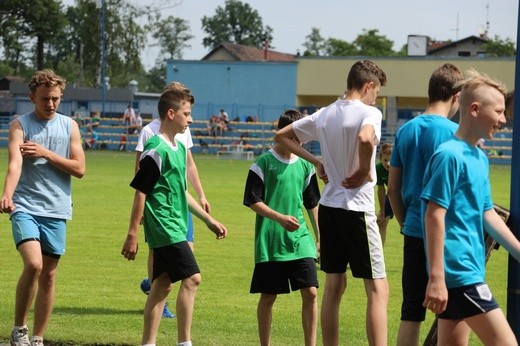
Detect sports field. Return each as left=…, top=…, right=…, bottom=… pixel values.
left=0, top=149, right=513, bottom=345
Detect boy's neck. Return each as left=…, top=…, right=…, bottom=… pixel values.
left=273, top=144, right=292, bottom=160
left=159, top=123, right=180, bottom=144
left=424, top=101, right=453, bottom=118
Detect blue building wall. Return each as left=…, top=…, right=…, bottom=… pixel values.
left=166, top=60, right=297, bottom=122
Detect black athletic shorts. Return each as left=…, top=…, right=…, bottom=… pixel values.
left=250, top=258, right=318, bottom=294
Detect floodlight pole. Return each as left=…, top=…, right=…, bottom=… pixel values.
left=506, top=1, right=520, bottom=339
left=101, top=0, right=106, bottom=117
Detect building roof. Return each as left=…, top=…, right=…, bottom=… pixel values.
left=202, top=42, right=296, bottom=62
left=428, top=35, right=488, bottom=54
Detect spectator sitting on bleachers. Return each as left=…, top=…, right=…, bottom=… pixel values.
left=128, top=112, right=142, bottom=134
left=84, top=129, right=99, bottom=150
left=199, top=138, right=209, bottom=154
left=219, top=109, right=230, bottom=128
left=207, top=115, right=225, bottom=142
left=88, top=111, right=100, bottom=132
left=119, top=132, right=127, bottom=151
left=122, top=104, right=134, bottom=126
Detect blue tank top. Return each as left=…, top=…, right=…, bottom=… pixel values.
left=13, top=112, right=73, bottom=220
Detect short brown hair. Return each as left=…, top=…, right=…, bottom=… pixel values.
left=379, top=142, right=393, bottom=159
left=347, top=60, right=387, bottom=91
left=163, top=81, right=194, bottom=104
left=157, top=89, right=192, bottom=120
left=28, top=69, right=66, bottom=93
left=278, top=109, right=304, bottom=129
left=428, top=63, right=465, bottom=103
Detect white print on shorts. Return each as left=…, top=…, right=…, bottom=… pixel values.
left=476, top=283, right=493, bottom=301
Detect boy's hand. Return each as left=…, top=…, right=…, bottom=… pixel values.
left=121, top=233, right=138, bottom=260
left=316, top=162, right=328, bottom=184
left=376, top=211, right=385, bottom=224
left=0, top=196, right=15, bottom=213
left=342, top=169, right=372, bottom=189
left=207, top=219, right=227, bottom=239
left=423, top=279, right=448, bottom=314
left=278, top=215, right=300, bottom=231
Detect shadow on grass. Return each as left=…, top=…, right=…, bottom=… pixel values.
left=53, top=306, right=142, bottom=316
left=0, top=308, right=143, bottom=346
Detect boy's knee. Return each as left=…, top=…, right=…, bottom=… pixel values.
left=301, top=287, right=318, bottom=301
left=184, top=273, right=202, bottom=288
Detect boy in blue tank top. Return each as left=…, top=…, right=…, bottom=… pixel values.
left=1, top=70, right=86, bottom=346
left=421, top=70, right=520, bottom=345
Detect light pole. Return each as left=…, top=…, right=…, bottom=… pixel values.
left=95, top=0, right=106, bottom=117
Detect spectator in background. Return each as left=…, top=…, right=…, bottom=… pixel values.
left=135, top=112, right=143, bottom=132
left=375, top=142, right=394, bottom=245
left=123, top=104, right=135, bottom=126
left=88, top=111, right=100, bottom=132
left=119, top=132, right=127, bottom=151
left=219, top=109, right=229, bottom=128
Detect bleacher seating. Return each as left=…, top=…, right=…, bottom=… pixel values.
left=0, top=115, right=515, bottom=165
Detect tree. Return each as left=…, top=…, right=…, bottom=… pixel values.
left=354, top=29, right=395, bottom=56
left=0, top=0, right=66, bottom=70
left=201, top=0, right=272, bottom=49
left=483, top=35, right=516, bottom=57
left=152, top=16, right=194, bottom=60
left=324, top=38, right=357, bottom=57
left=302, top=28, right=326, bottom=56
left=62, top=0, right=147, bottom=88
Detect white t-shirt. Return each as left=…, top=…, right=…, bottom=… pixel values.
left=293, top=99, right=381, bottom=212
left=135, top=118, right=194, bottom=152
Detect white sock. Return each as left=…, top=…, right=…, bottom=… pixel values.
left=13, top=325, right=28, bottom=331
left=142, top=344, right=155, bottom=346
left=31, top=336, right=43, bottom=342
left=178, top=341, right=192, bottom=346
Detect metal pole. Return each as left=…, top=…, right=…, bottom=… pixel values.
left=101, top=0, right=106, bottom=117
left=507, top=2, right=520, bottom=339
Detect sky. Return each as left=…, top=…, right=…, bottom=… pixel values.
left=66, top=0, right=519, bottom=69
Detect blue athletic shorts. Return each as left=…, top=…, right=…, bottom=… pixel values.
left=11, top=211, right=67, bottom=257
left=186, top=212, right=194, bottom=242
left=439, top=283, right=499, bottom=320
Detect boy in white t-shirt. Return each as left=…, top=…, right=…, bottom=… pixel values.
left=275, top=60, right=388, bottom=346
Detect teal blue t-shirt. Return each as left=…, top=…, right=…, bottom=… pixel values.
left=421, top=138, right=493, bottom=288
left=390, top=115, right=458, bottom=238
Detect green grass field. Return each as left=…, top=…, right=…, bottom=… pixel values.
left=0, top=149, right=513, bottom=345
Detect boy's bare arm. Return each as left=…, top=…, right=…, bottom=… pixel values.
left=187, top=150, right=211, bottom=213
left=306, top=205, right=320, bottom=252
left=187, top=192, right=226, bottom=239
left=20, top=121, right=85, bottom=179
left=423, top=201, right=448, bottom=314
left=274, top=125, right=328, bottom=183
left=343, top=124, right=374, bottom=188
left=122, top=190, right=146, bottom=260
left=484, top=208, right=520, bottom=262
left=250, top=201, right=299, bottom=231
left=387, top=166, right=405, bottom=228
